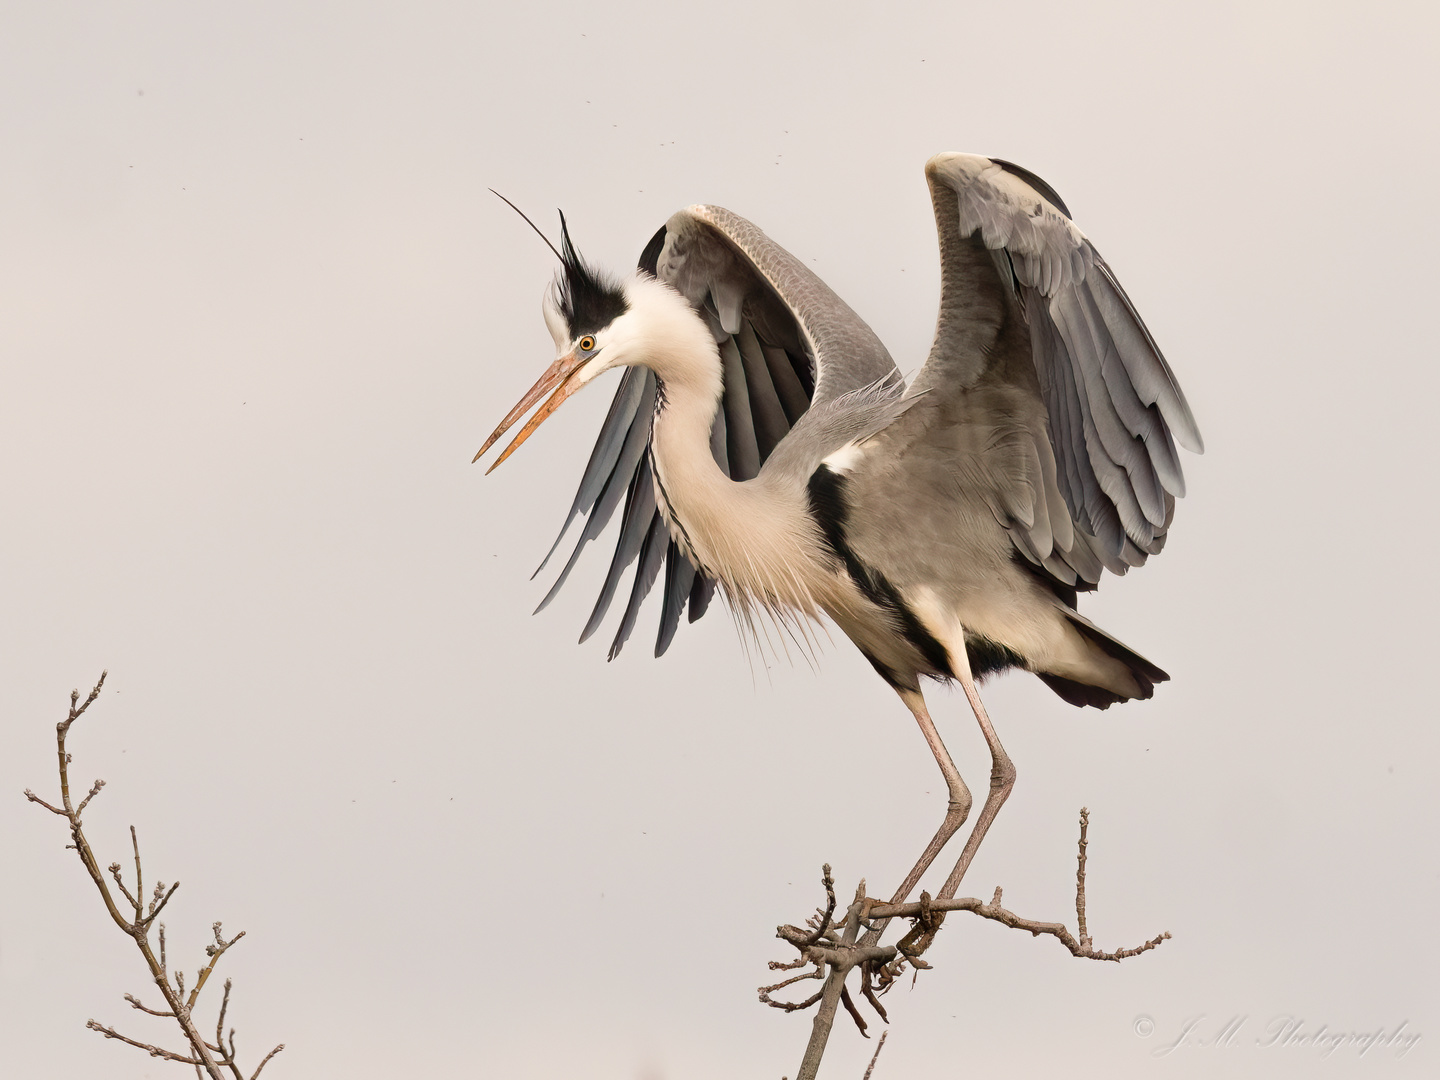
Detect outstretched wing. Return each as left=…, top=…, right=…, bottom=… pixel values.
left=913, top=153, right=1202, bottom=589
left=536, top=205, right=899, bottom=658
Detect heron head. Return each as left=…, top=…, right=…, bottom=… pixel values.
left=474, top=214, right=631, bottom=472
left=475, top=214, right=710, bottom=472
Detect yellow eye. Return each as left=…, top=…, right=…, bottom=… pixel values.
left=578, top=335, right=596, bottom=352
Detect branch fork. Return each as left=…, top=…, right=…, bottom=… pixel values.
left=762, top=808, right=1170, bottom=1079
left=25, top=673, right=284, bottom=1079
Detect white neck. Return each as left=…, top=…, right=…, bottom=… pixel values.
left=614, top=277, right=824, bottom=619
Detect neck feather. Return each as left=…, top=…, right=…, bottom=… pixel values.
left=621, top=280, right=823, bottom=620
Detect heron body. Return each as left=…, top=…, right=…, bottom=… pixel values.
left=478, top=153, right=1200, bottom=905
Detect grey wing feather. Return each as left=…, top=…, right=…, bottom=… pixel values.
left=718, top=337, right=761, bottom=480
left=579, top=446, right=657, bottom=643
left=920, top=153, right=1202, bottom=586
left=657, top=540, right=698, bottom=656
left=735, top=321, right=791, bottom=457
left=532, top=366, right=648, bottom=577
left=659, top=205, right=898, bottom=406
left=608, top=512, right=668, bottom=661
left=542, top=204, right=898, bottom=657
left=532, top=373, right=655, bottom=613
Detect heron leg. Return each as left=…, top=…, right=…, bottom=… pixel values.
left=885, top=687, right=973, bottom=907
left=936, top=668, right=1015, bottom=900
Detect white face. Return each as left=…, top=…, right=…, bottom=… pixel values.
left=540, top=283, right=629, bottom=388
left=539, top=276, right=655, bottom=384
left=478, top=275, right=717, bottom=472
left=542, top=286, right=569, bottom=355
left=568, top=274, right=712, bottom=379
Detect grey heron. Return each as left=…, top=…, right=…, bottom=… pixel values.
left=476, top=153, right=1201, bottom=909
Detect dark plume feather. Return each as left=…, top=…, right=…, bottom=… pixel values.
left=489, top=189, right=564, bottom=262
left=556, top=211, right=628, bottom=338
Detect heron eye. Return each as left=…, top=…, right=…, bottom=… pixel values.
left=578, top=335, right=596, bottom=353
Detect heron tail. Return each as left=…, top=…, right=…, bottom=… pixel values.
left=1036, top=613, right=1170, bottom=710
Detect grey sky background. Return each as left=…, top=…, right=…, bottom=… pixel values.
left=2, top=2, right=1436, bottom=1077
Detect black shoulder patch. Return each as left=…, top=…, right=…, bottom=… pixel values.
left=806, top=464, right=851, bottom=563
left=807, top=465, right=953, bottom=680
left=556, top=211, right=628, bottom=338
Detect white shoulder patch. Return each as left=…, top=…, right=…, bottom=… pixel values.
left=822, top=442, right=865, bottom=474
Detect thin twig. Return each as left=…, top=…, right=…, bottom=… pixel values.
left=188, top=924, right=246, bottom=1010
left=131, top=826, right=144, bottom=919
left=86, top=1020, right=205, bottom=1065
left=797, top=864, right=837, bottom=948
left=143, top=881, right=182, bottom=928
left=1076, top=807, right=1090, bottom=948
left=109, top=862, right=141, bottom=912
left=23, top=790, right=67, bottom=815
left=249, top=1041, right=286, bottom=1080
left=861, top=1029, right=888, bottom=1080
left=759, top=968, right=825, bottom=998
left=217, top=979, right=232, bottom=1055
left=867, top=892, right=1169, bottom=961
left=124, top=993, right=176, bottom=1018
left=764, top=988, right=826, bottom=1013
left=76, top=778, right=105, bottom=817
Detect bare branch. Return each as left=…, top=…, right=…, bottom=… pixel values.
left=124, top=993, right=176, bottom=1018
left=76, top=778, right=105, bottom=817
left=767, top=954, right=813, bottom=972
left=797, top=864, right=836, bottom=948
left=67, top=671, right=108, bottom=726
left=759, top=963, right=826, bottom=1009
left=141, top=881, right=181, bottom=928
left=109, top=863, right=141, bottom=912
left=771, top=808, right=1172, bottom=1079
left=868, top=811, right=1171, bottom=962
left=188, top=923, right=246, bottom=1009
left=217, top=979, right=232, bottom=1054
left=250, top=1042, right=285, bottom=1080
left=861, top=1029, right=888, bottom=1080
left=131, top=826, right=144, bottom=916
left=27, top=676, right=280, bottom=1080
left=1075, top=807, right=1091, bottom=948
left=23, top=789, right=66, bottom=816
left=762, top=988, right=825, bottom=1013
left=87, top=1020, right=204, bottom=1065
left=869, top=892, right=1168, bottom=961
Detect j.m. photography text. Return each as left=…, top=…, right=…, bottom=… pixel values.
left=1133, top=1014, right=1420, bottom=1060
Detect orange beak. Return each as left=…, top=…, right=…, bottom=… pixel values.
left=473, top=351, right=588, bottom=473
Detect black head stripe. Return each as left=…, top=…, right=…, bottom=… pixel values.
left=556, top=210, right=628, bottom=338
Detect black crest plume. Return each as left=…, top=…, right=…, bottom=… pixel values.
left=555, top=210, right=628, bottom=338
left=489, top=188, right=564, bottom=261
